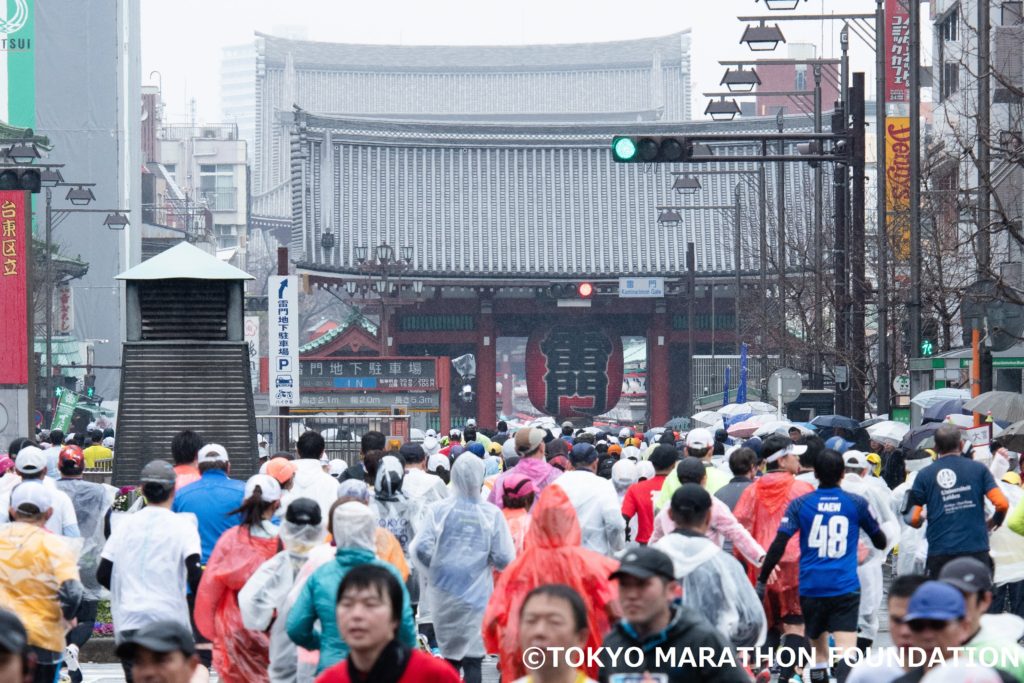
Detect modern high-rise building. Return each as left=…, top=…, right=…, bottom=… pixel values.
left=221, top=42, right=256, bottom=154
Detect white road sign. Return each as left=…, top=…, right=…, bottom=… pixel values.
left=618, top=277, right=665, bottom=298
left=269, top=276, right=299, bottom=407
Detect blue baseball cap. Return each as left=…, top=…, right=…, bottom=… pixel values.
left=903, top=581, right=966, bottom=623
left=825, top=436, right=855, bottom=454
left=466, top=442, right=486, bottom=458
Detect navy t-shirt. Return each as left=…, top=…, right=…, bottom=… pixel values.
left=908, top=455, right=997, bottom=556
left=778, top=487, right=881, bottom=598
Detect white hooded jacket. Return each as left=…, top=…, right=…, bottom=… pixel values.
left=281, top=459, right=340, bottom=522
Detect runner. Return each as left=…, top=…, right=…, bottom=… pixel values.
left=170, top=430, right=203, bottom=491
left=171, top=444, right=245, bottom=563
left=114, top=621, right=201, bottom=683
left=98, top=459, right=202, bottom=683
left=488, top=427, right=561, bottom=509
left=0, top=609, right=34, bottom=683
left=512, top=584, right=600, bottom=683
left=283, top=431, right=342, bottom=521
left=756, top=450, right=888, bottom=683
left=621, top=443, right=677, bottom=545
left=0, top=445, right=79, bottom=537
left=846, top=574, right=928, bottom=683
left=555, top=443, right=625, bottom=556
left=654, top=428, right=730, bottom=512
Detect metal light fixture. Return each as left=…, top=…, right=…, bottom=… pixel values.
left=400, top=245, right=413, bottom=263
left=759, top=0, right=805, bottom=9
left=740, top=21, right=786, bottom=51
left=376, top=243, right=395, bottom=264
left=704, top=97, right=742, bottom=122
left=320, top=232, right=336, bottom=250
left=102, top=212, right=129, bottom=230
left=412, top=280, right=424, bottom=294
left=721, top=67, right=761, bottom=93
left=657, top=208, right=683, bottom=225
left=374, top=280, right=387, bottom=294
left=354, top=245, right=368, bottom=263
left=65, top=186, right=95, bottom=206
left=39, top=168, right=63, bottom=188
left=5, top=141, right=39, bottom=164
left=673, top=175, right=702, bottom=194
left=344, top=281, right=358, bottom=295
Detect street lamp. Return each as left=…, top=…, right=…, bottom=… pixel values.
left=721, top=67, right=761, bottom=93
left=704, top=97, right=741, bottom=122
left=757, top=0, right=806, bottom=9
left=65, top=186, right=95, bottom=206
left=740, top=21, right=786, bottom=51
left=103, top=212, right=129, bottom=230
left=672, top=175, right=702, bottom=194
left=40, top=168, right=63, bottom=188
left=656, top=207, right=683, bottom=224
left=5, top=141, right=39, bottom=165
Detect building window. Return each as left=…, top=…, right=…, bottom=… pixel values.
left=940, top=4, right=959, bottom=41
left=1004, top=2, right=1024, bottom=24
left=214, top=224, right=239, bottom=248
left=795, top=67, right=807, bottom=91
left=942, top=62, right=960, bottom=99
left=199, top=164, right=237, bottom=212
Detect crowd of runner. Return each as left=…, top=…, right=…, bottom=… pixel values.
left=3, top=418, right=1024, bottom=683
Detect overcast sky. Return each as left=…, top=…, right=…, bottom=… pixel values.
left=142, top=0, right=891, bottom=124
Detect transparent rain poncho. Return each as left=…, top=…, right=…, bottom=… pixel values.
left=653, top=530, right=766, bottom=648
left=483, top=484, right=618, bottom=682
left=372, top=455, right=414, bottom=554
left=56, top=479, right=116, bottom=600
left=410, top=453, right=515, bottom=661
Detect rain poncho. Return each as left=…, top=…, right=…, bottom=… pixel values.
left=483, top=485, right=618, bottom=682
left=239, top=519, right=327, bottom=683
left=487, top=456, right=562, bottom=509
left=842, top=472, right=899, bottom=642
left=654, top=529, right=766, bottom=648
left=733, top=472, right=814, bottom=628
left=372, top=456, right=414, bottom=554
left=990, top=482, right=1024, bottom=587
left=410, top=454, right=515, bottom=661
left=194, top=524, right=280, bottom=683
left=554, top=471, right=626, bottom=556
left=285, top=502, right=416, bottom=674
left=55, top=478, right=115, bottom=600
left=891, top=464, right=929, bottom=576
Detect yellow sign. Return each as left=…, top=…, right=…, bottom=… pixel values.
left=885, top=116, right=911, bottom=259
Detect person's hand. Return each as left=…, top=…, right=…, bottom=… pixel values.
left=61, top=617, right=77, bottom=634
left=987, top=517, right=1001, bottom=532
left=755, top=580, right=767, bottom=601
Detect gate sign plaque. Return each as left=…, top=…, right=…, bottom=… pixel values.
left=525, top=326, right=623, bottom=419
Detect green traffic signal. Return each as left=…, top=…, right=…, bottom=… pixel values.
left=921, top=339, right=934, bottom=357
left=612, top=136, right=638, bottom=162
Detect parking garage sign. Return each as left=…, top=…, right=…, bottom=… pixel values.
left=269, top=275, right=300, bottom=407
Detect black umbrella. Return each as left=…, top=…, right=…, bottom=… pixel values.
left=900, top=423, right=943, bottom=452
left=810, top=415, right=861, bottom=433
left=922, top=399, right=965, bottom=424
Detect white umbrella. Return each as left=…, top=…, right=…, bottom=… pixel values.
left=910, top=388, right=970, bottom=409
left=691, top=410, right=724, bottom=428
left=753, top=420, right=815, bottom=438
left=866, top=420, right=910, bottom=445
left=718, top=403, right=754, bottom=417
left=745, top=401, right=778, bottom=416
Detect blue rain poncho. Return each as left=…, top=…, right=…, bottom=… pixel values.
left=409, top=453, right=515, bottom=660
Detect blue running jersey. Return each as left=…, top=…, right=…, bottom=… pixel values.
left=777, top=487, right=881, bottom=598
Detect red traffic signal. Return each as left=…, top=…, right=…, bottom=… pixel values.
left=577, top=282, right=594, bottom=298
left=549, top=282, right=597, bottom=299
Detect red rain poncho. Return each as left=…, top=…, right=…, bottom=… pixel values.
left=195, top=525, right=280, bottom=683
left=732, top=472, right=814, bottom=629
left=483, top=484, right=618, bottom=682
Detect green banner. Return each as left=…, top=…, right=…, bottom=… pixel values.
left=50, top=388, right=78, bottom=432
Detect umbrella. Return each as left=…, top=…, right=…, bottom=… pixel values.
left=727, top=414, right=777, bottom=438
left=964, top=391, right=1024, bottom=424
left=900, top=423, right=943, bottom=452
left=810, top=415, right=861, bottom=433
left=688, top=412, right=721, bottom=429
left=866, top=420, right=910, bottom=446
left=753, top=420, right=815, bottom=438
left=998, top=420, right=1024, bottom=452
left=644, top=427, right=666, bottom=442
left=860, top=416, right=888, bottom=428
left=922, top=398, right=965, bottom=423
left=718, top=403, right=755, bottom=417
left=910, top=388, right=971, bottom=409
left=745, top=401, right=778, bottom=416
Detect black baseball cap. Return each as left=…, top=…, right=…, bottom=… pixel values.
left=670, top=483, right=712, bottom=517
left=610, top=547, right=676, bottom=582
left=115, top=620, right=196, bottom=659
left=399, top=442, right=426, bottom=464
left=675, top=456, right=707, bottom=484
left=285, top=497, right=322, bottom=526
left=569, top=443, right=598, bottom=466
left=0, top=608, right=27, bottom=653
left=938, top=557, right=993, bottom=594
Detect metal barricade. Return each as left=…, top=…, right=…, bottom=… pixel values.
left=254, top=413, right=411, bottom=466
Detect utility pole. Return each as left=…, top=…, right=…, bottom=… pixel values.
left=909, top=0, right=922, bottom=367
left=850, top=73, right=868, bottom=420
left=833, top=100, right=849, bottom=417
left=44, top=188, right=53, bottom=415
left=875, top=0, right=891, bottom=416
left=776, top=109, right=786, bottom=367
left=687, top=242, right=696, bottom=416
left=812, top=64, right=824, bottom=389
left=759, top=164, right=768, bottom=385
left=977, top=0, right=991, bottom=277
left=735, top=186, right=743, bottom=355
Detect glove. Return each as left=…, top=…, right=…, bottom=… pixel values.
left=755, top=580, right=767, bottom=601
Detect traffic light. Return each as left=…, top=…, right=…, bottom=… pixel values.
left=611, top=136, right=693, bottom=163
left=83, top=374, right=96, bottom=398
left=0, top=168, right=41, bottom=193
left=548, top=282, right=595, bottom=299
left=921, top=319, right=939, bottom=357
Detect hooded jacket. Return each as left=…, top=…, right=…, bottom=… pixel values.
left=410, top=453, right=515, bottom=660
left=599, top=603, right=752, bottom=683
left=483, top=485, right=618, bottom=682
left=487, top=456, right=561, bottom=508
left=285, top=502, right=416, bottom=674
left=653, top=529, right=766, bottom=648
left=372, top=455, right=415, bottom=555
left=281, top=459, right=341, bottom=523
left=554, top=471, right=626, bottom=556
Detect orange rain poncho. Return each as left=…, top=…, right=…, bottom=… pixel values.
left=195, top=526, right=280, bottom=683
left=732, top=472, right=814, bottom=629
left=483, top=484, right=619, bottom=682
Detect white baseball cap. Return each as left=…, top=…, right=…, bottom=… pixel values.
left=11, top=481, right=52, bottom=513
left=102, top=436, right=115, bottom=448
left=844, top=450, right=870, bottom=470
left=685, top=428, right=714, bottom=451
left=15, top=446, right=47, bottom=475
left=244, top=473, right=282, bottom=502
left=328, top=459, right=348, bottom=476
left=197, top=444, right=229, bottom=464
left=618, top=427, right=632, bottom=439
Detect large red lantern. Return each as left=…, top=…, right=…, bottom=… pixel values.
left=525, top=326, right=623, bottom=419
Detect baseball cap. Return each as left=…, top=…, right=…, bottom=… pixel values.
left=685, top=428, right=714, bottom=451
left=610, top=547, right=676, bottom=582
left=763, top=436, right=807, bottom=464
left=285, top=497, right=322, bottom=526
left=139, top=459, right=176, bottom=487
left=399, top=442, right=426, bottom=463
left=10, top=482, right=52, bottom=514
left=903, top=581, right=966, bottom=622
left=115, top=620, right=196, bottom=660
left=328, top=459, right=349, bottom=477
left=670, top=483, right=713, bottom=517
left=58, top=445, right=86, bottom=474
left=266, top=457, right=297, bottom=485
left=425, top=429, right=438, bottom=439
left=244, top=473, right=282, bottom=502
left=514, top=427, right=545, bottom=455
left=938, top=557, right=993, bottom=594
left=825, top=436, right=855, bottom=454
left=14, top=446, right=46, bottom=475
left=561, top=420, right=573, bottom=429
left=102, top=436, right=115, bottom=448
left=569, top=442, right=598, bottom=466
left=465, top=419, right=477, bottom=429
left=618, top=427, right=632, bottom=439
left=428, top=452, right=451, bottom=472
left=676, top=456, right=707, bottom=484
left=0, top=608, right=28, bottom=653
left=843, top=450, right=870, bottom=470
left=197, top=443, right=229, bottom=464
left=467, top=442, right=486, bottom=458
left=487, top=442, right=502, bottom=455
left=502, top=472, right=536, bottom=499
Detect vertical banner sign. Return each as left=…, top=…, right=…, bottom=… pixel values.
left=56, top=283, right=73, bottom=334
left=269, top=276, right=299, bottom=407
left=885, top=0, right=911, bottom=260
left=0, top=191, right=27, bottom=384
left=723, top=365, right=731, bottom=405
left=244, top=316, right=260, bottom=394
left=736, top=343, right=749, bottom=404
left=50, top=389, right=78, bottom=432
